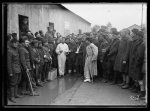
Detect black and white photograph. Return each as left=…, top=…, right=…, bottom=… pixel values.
left=2, top=2, right=147, bottom=108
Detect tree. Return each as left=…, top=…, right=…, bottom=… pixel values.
left=106, top=22, right=112, bottom=32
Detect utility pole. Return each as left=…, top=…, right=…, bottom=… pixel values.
left=141, top=3, right=143, bottom=29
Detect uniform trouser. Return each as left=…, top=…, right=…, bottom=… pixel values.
left=75, top=53, right=83, bottom=74
left=9, top=73, right=22, bottom=98
left=43, top=62, right=50, bottom=81
left=34, top=64, right=40, bottom=85
left=108, top=60, right=115, bottom=81
left=113, top=71, right=121, bottom=83
left=102, top=62, right=109, bottom=80
left=67, top=53, right=76, bottom=72
left=20, top=70, right=35, bottom=92
left=38, top=63, right=44, bottom=82
left=97, top=60, right=103, bottom=77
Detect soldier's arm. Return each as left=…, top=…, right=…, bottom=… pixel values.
left=19, top=48, right=27, bottom=70
left=7, top=50, right=13, bottom=75
left=123, top=40, right=131, bottom=62
left=108, top=41, right=118, bottom=56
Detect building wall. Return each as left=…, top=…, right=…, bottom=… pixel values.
left=7, top=4, right=91, bottom=39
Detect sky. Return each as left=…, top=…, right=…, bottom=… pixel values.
left=62, top=3, right=147, bottom=31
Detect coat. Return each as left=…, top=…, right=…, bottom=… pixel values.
left=107, top=38, right=120, bottom=68
left=79, top=41, right=88, bottom=66
left=113, top=37, right=131, bottom=73
left=43, top=46, right=52, bottom=62
left=32, top=47, right=41, bottom=65
left=18, top=45, right=31, bottom=70
left=128, top=38, right=145, bottom=80
left=7, top=47, right=21, bottom=74
left=99, top=40, right=109, bottom=62
left=84, top=43, right=98, bottom=77
left=38, top=47, right=45, bottom=65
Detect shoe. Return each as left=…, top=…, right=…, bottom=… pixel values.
left=29, top=92, right=39, bottom=96
left=36, top=83, right=43, bottom=87
left=121, top=84, right=129, bottom=89
left=84, top=79, right=89, bottom=82
left=46, top=79, right=51, bottom=82
left=131, top=88, right=139, bottom=93
left=9, top=98, right=16, bottom=103
left=15, top=95, right=23, bottom=98
left=33, top=85, right=38, bottom=89
left=118, top=82, right=125, bottom=86
left=110, top=81, right=116, bottom=85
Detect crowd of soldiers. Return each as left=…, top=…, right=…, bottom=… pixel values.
left=7, top=24, right=146, bottom=103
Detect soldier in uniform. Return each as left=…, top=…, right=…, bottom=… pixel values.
left=128, top=29, right=145, bottom=93
left=74, top=38, right=84, bottom=76
left=45, top=27, right=54, bottom=43
left=99, top=36, right=110, bottom=82
left=113, top=29, right=131, bottom=86
left=31, top=39, right=43, bottom=87
left=107, top=29, right=120, bottom=84
left=7, top=39, right=22, bottom=103
left=37, top=40, right=45, bottom=84
left=18, top=37, right=39, bottom=96
left=65, top=37, right=77, bottom=74
left=42, top=40, right=52, bottom=82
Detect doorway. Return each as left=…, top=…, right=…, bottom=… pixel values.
left=18, top=14, right=29, bottom=38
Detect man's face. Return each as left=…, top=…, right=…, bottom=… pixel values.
left=24, top=40, right=30, bottom=47
left=12, top=42, right=18, bottom=48
left=61, top=38, right=65, bottom=43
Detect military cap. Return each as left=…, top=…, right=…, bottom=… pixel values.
left=31, top=39, right=39, bottom=44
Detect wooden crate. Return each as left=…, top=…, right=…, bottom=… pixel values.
left=48, top=68, right=57, bottom=80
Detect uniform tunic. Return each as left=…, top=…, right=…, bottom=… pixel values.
left=56, top=43, right=69, bottom=76
left=8, top=47, right=21, bottom=74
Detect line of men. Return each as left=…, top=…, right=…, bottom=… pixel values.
left=96, top=28, right=146, bottom=100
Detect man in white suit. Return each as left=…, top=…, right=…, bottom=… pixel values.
left=56, top=37, right=69, bottom=77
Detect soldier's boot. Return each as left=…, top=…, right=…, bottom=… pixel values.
left=122, top=83, right=129, bottom=89
left=118, top=81, right=126, bottom=86
left=14, top=85, right=23, bottom=98
left=139, top=91, right=146, bottom=99
left=9, top=87, right=16, bottom=103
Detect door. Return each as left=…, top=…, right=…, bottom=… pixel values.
left=18, top=14, right=29, bottom=38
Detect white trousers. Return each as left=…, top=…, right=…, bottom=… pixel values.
left=58, top=53, right=66, bottom=76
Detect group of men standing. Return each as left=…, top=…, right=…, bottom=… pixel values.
left=7, top=23, right=146, bottom=103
